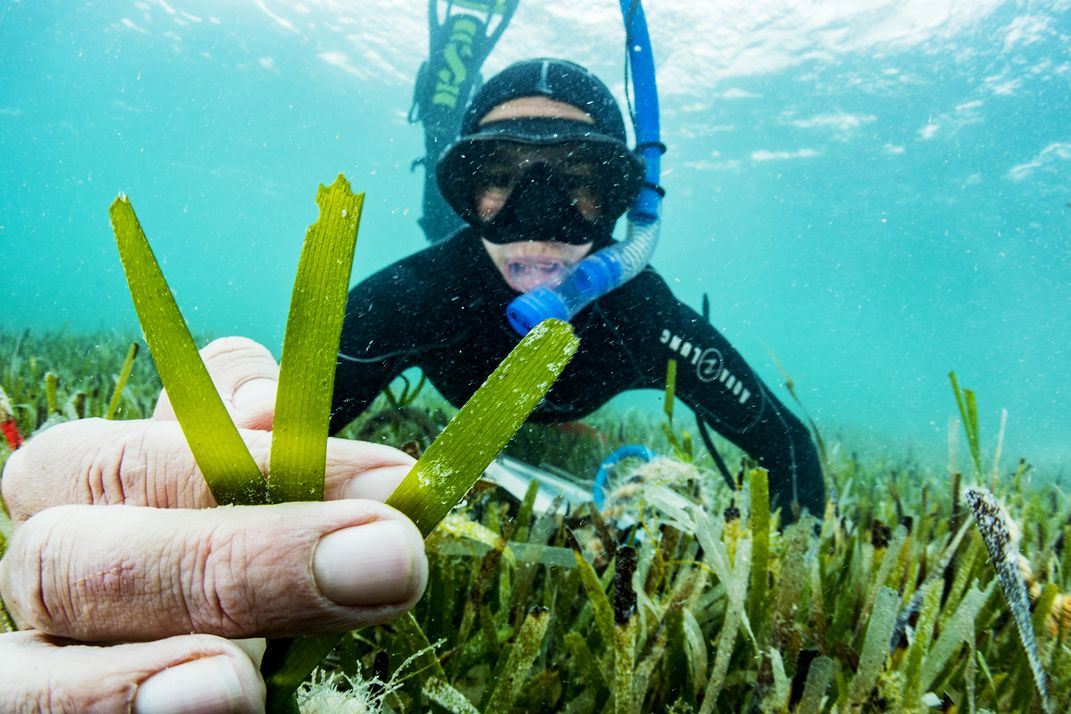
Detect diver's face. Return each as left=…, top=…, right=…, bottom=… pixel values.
left=475, top=97, right=598, bottom=293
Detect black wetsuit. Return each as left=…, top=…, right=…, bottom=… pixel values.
left=330, top=227, right=826, bottom=519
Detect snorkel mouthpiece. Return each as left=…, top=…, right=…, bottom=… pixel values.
left=506, top=255, right=619, bottom=335
left=506, top=218, right=656, bottom=335
left=507, top=286, right=570, bottom=332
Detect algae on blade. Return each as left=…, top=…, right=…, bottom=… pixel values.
left=747, top=468, right=771, bottom=642
left=482, top=607, right=551, bottom=714
left=796, top=655, right=832, bottom=714
left=386, top=318, right=579, bottom=537
left=922, top=581, right=993, bottom=692
left=423, top=677, right=481, bottom=714
left=845, top=585, right=899, bottom=711
left=966, top=486, right=1051, bottom=714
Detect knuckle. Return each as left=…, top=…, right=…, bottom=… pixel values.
left=2, top=508, right=75, bottom=632
left=86, top=422, right=210, bottom=509
left=199, top=338, right=279, bottom=415
left=1, top=445, right=32, bottom=519
left=81, top=433, right=133, bottom=507
left=200, top=337, right=275, bottom=373
left=182, top=526, right=263, bottom=635
left=12, top=420, right=194, bottom=511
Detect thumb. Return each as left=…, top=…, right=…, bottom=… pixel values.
left=0, top=631, right=265, bottom=713
left=153, top=337, right=279, bottom=431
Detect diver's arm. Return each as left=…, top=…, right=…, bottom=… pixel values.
left=624, top=272, right=826, bottom=520
left=689, top=375, right=826, bottom=521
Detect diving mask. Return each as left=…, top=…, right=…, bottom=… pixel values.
left=438, top=131, right=644, bottom=244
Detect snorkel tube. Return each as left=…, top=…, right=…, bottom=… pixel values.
left=506, top=0, right=663, bottom=335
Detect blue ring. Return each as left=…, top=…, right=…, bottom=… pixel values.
left=593, top=444, right=656, bottom=508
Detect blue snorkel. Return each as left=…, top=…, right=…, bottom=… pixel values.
left=506, top=0, right=663, bottom=335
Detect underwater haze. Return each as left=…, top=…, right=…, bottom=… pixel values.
left=1, top=0, right=1069, bottom=477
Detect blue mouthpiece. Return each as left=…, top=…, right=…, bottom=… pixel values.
left=506, top=285, right=569, bottom=335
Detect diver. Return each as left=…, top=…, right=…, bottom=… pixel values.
left=331, top=57, right=827, bottom=521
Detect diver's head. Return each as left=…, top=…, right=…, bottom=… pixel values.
left=437, top=59, right=644, bottom=252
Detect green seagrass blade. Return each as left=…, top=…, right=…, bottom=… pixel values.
left=268, top=175, right=364, bottom=504
left=110, top=196, right=266, bottom=506
left=386, top=318, right=579, bottom=536
left=265, top=318, right=580, bottom=708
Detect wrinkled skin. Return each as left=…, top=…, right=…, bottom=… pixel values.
left=0, top=337, right=428, bottom=713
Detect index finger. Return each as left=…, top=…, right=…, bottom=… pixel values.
left=1, top=418, right=414, bottom=523
left=152, top=337, right=279, bottom=431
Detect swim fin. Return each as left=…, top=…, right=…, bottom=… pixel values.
left=409, top=0, right=521, bottom=243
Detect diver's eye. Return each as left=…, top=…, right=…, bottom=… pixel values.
left=560, top=175, right=585, bottom=194
left=483, top=171, right=514, bottom=190
left=558, top=167, right=599, bottom=194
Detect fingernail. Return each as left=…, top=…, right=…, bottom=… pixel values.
left=231, top=638, right=267, bottom=667
left=341, top=464, right=412, bottom=502
left=135, top=656, right=256, bottom=714
left=313, top=519, right=426, bottom=607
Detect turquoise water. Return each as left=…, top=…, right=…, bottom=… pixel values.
left=2, top=1, right=1069, bottom=475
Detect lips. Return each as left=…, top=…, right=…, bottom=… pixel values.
left=505, top=257, right=569, bottom=293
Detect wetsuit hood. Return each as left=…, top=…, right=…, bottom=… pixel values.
left=460, top=58, right=630, bottom=143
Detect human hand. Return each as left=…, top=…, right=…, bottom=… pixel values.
left=0, top=337, right=427, bottom=712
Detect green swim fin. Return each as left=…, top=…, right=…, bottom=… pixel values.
left=409, top=0, right=521, bottom=243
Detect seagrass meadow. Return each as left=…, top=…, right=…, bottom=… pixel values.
left=2, top=329, right=1071, bottom=713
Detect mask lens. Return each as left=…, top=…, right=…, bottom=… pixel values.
left=437, top=133, right=644, bottom=232
left=477, top=168, right=517, bottom=203
left=471, top=142, right=602, bottom=214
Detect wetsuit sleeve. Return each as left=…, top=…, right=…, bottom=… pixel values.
left=621, top=271, right=826, bottom=520
left=330, top=259, right=426, bottom=435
